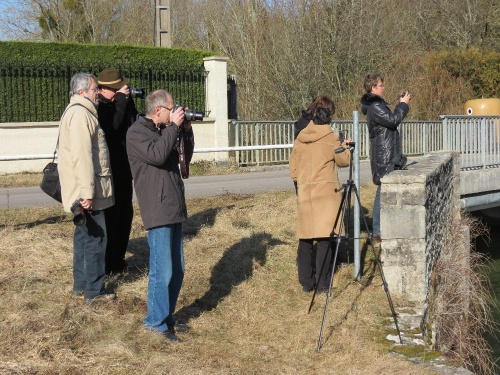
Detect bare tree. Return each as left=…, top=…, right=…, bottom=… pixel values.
left=0, top=0, right=498, bottom=119
left=0, top=0, right=154, bottom=44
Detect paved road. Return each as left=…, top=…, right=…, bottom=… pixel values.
left=0, top=161, right=372, bottom=209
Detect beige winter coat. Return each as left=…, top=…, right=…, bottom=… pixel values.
left=58, top=95, right=114, bottom=212
left=289, top=121, right=350, bottom=239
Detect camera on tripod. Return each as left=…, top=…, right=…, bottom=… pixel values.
left=335, top=141, right=355, bottom=154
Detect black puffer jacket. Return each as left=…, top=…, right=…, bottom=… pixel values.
left=360, top=93, right=409, bottom=185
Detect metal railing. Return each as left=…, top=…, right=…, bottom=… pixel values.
left=0, top=60, right=208, bottom=122
left=3, top=116, right=500, bottom=172
left=233, top=119, right=442, bottom=166
left=442, top=115, right=500, bottom=169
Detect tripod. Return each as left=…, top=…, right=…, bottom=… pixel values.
left=308, top=142, right=402, bottom=352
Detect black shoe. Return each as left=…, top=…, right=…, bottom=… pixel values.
left=163, top=330, right=182, bottom=342
left=168, top=323, right=189, bottom=334
left=106, top=260, right=129, bottom=276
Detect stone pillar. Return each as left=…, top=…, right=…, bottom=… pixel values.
left=379, top=151, right=461, bottom=305
left=203, top=56, right=230, bottom=163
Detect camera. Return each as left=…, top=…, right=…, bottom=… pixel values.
left=393, top=154, right=408, bottom=170
left=70, top=199, right=86, bottom=226
left=401, top=91, right=409, bottom=98
left=174, top=105, right=204, bottom=121
left=130, top=87, right=145, bottom=99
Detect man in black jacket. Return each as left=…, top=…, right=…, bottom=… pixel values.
left=360, top=73, right=411, bottom=240
left=126, top=90, right=194, bottom=342
left=97, top=67, right=138, bottom=276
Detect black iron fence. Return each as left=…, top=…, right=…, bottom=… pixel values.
left=0, top=60, right=208, bottom=122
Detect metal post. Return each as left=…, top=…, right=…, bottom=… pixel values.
left=155, top=0, right=172, bottom=47
left=481, top=117, right=487, bottom=169
left=353, top=111, right=361, bottom=279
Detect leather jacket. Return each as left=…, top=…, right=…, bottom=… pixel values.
left=360, top=93, right=409, bottom=185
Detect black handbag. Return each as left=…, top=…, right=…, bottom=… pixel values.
left=40, top=103, right=84, bottom=203
left=40, top=150, right=62, bottom=203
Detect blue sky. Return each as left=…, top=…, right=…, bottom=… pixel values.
left=0, top=0, right=22, bottom=40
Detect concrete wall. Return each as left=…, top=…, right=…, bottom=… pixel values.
left=380, top=151, right=464, bottom=306
left=0, top=56, right=232, bottom=175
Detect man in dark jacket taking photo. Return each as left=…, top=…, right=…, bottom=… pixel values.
left=126, top=89, right=194, bottom=343
left=97, top=67, right=138, bottom=276
left=360, top=73, right=411, bottom=241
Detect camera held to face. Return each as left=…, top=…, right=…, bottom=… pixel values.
left=70, top=199, right=86, bottom=226
left=130, top=87, right=145, bottom=99
left=174, top=105, right=204, bottom=122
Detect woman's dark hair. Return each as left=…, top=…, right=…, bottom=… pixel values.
left=302, top=95, right=335, bottom=125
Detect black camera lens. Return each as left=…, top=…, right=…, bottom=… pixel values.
left=184, top=109, right=204, bottom=121
left=73, top=212, right=86, bottom=226
left=70, top=200, right=86, bottom=226
left=174, top=105, right=204, bottom=121
left=130, top=87, right=145, bottom=99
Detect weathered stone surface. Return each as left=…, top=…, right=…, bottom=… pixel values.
left=380, top=151, right=462, bottom=303
left=381, top=206, right=426, bottom=238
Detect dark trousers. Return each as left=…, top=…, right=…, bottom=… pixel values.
left=297, top=238, right=332, bottom=292
left=73, top=210, right=107, bottom=299
left=105, top=179, right=133, bottom=274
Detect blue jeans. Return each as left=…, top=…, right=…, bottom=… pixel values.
left=372, top=185, right=381, bottom=237
left=73, top=210, right=107, bottom=299
left=144, top=223, right=185, bottom=333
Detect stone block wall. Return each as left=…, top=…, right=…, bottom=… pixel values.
left=380, top=151, right=462, bottom=305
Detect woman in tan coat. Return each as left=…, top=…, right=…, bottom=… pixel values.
left=289, top=96, right=351, bottom=292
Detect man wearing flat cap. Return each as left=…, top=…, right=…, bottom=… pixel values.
left=97, top=67, right=138, bottom=276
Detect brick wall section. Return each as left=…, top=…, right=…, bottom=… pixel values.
left=379, top=151, right=462, bottom=305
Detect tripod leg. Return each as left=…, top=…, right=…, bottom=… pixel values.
left=314, top=185, right=352, bottom=351
left=316, top=235, right=345, bottom=352
left=308, top=184, right=349, bottom=314
left=351, top=185, right=403, bottom=344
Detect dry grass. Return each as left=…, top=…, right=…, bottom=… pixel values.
left=427, top=213, right=499, bottom=374
left=0, top=185, right=437, bottom=374
left=0, top=172, right=42, bottom=188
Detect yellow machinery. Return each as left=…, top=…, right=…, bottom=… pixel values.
left=464, top=98, right=500, bottom=142
left=464, top=98, right=500, bottom=115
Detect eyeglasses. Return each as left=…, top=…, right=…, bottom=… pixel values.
left=159, top=105, right=173, bottom=111
left=88, top=86, right=99, bottom=92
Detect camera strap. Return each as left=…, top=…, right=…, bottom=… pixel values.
left=177, top=129, right=189, bottom=179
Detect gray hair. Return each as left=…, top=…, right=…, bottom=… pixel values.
left=69, top=72, right=97, bottom=96
left=146, top=90, right=173, bottom=115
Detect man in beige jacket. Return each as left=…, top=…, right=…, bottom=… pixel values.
left=58, top=72, right=115, bottom=305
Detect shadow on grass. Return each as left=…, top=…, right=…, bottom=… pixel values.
left=320, top=241, right=381, bottom=346
left=175, top=231, right=286, bottom=323
left=120, top=205, right=237, bottom=284
left=1, top=214, right=68, bottom=230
